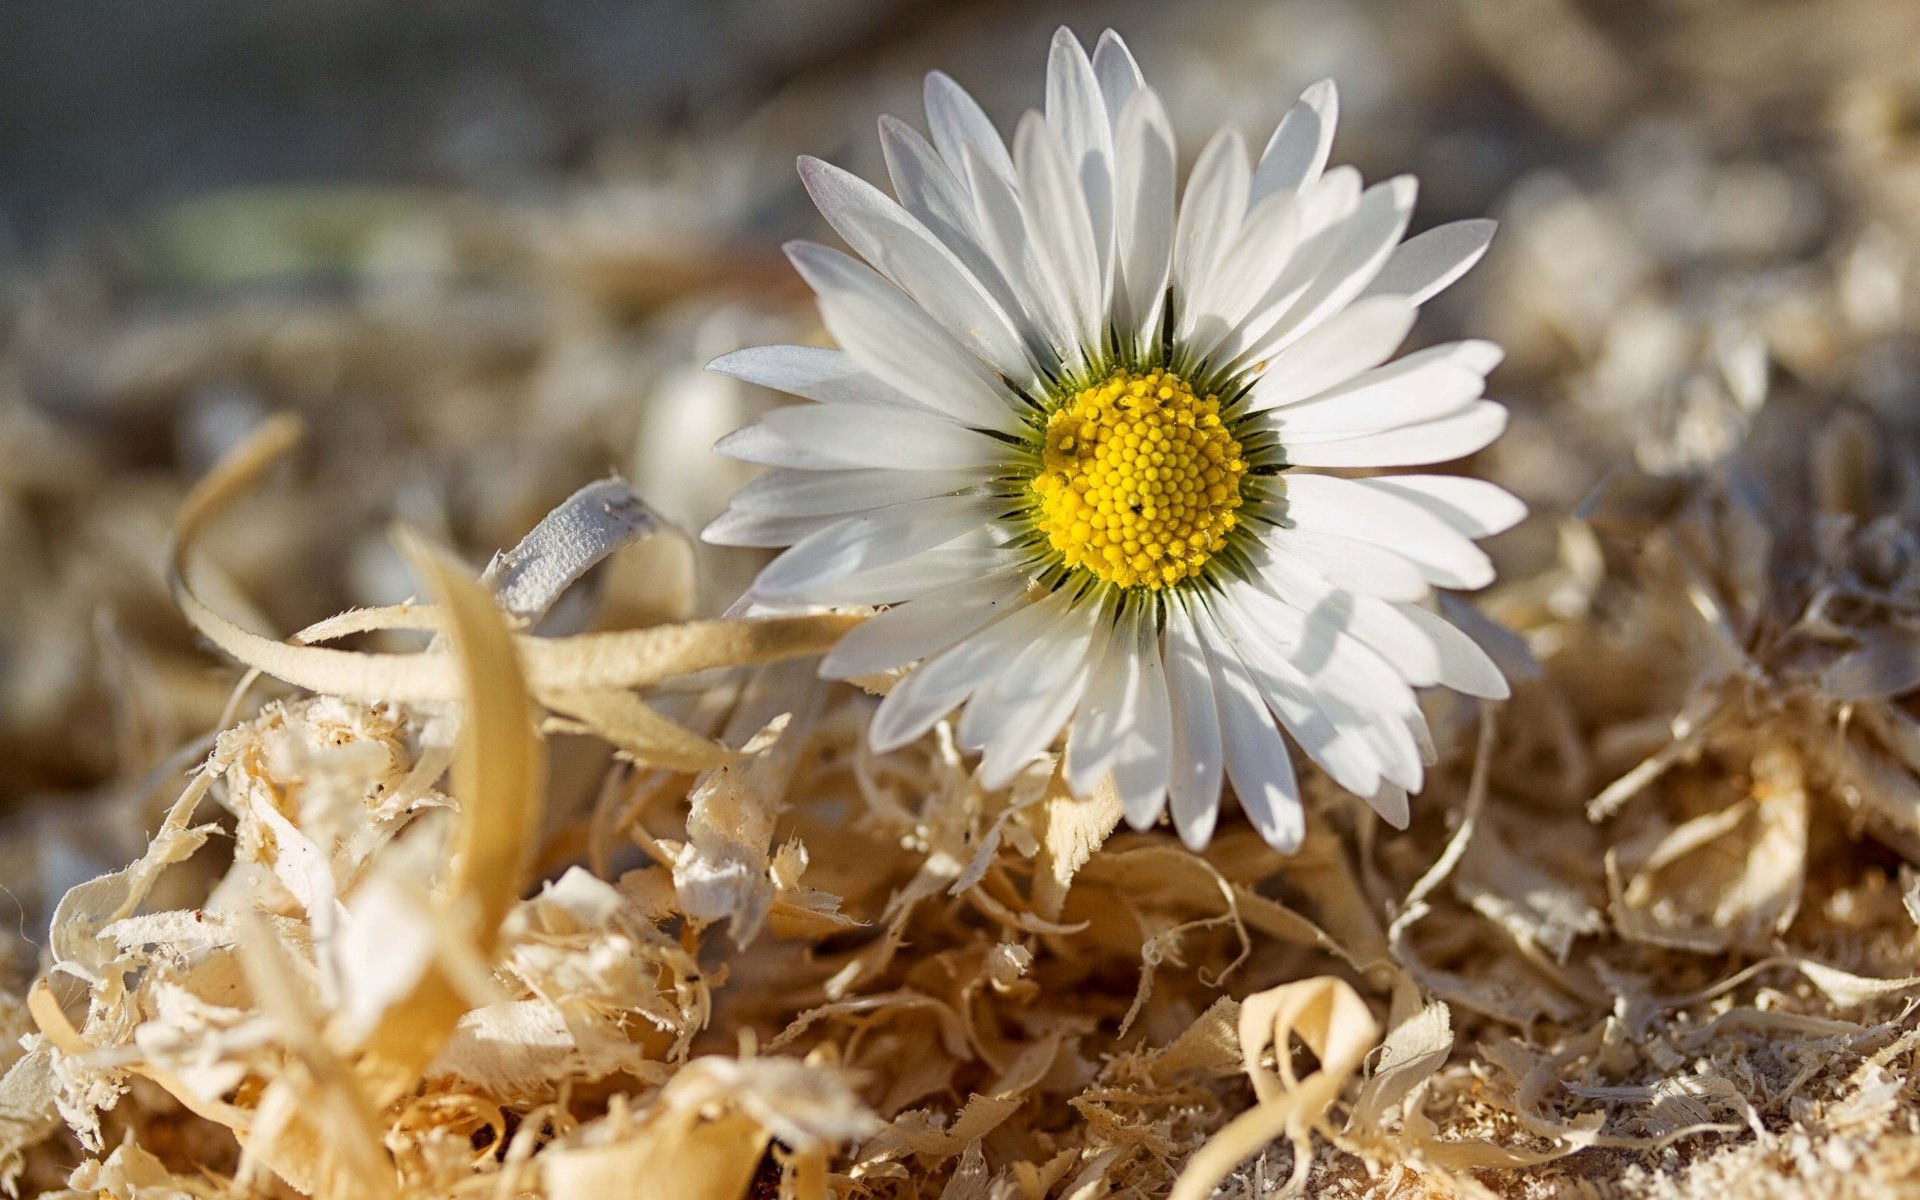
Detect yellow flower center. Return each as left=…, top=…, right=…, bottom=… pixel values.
left=1029, top=368, right=1247, bottom=589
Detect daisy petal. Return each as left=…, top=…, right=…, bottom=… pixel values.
left=1250, top=79, right=1337, bottom=204
left=964, top=143, right=1082, bottom=368
left=821, top=571, right=1030, bottom=678
left=1173, top=127, right=1250, bottom=345
left=1196, top=606, right=1305, bottom=852
left=755, top=494, right=1004, bottom=597
left=1358, top=219, right=1496, bottom=306
left=1267, top=361, right=1484, bottom=439
left=709, top=345, right=920, bottom=411
left=1216, top=166, right=1362, bottom=365
left=925, top=70, right=1014, bottom=182
left=1280, top=401, right=1508, bottom=468
left=790, top=545, right=1027, bottom=607
left=1355, top=475, right=1527, bottom=537
left=1413, top=338, right=1506, bottom=375
left=1249, top=525, right=1431, bottom=602
left=1279, top=472, right=1495, bottom=589
left=1332, top=600, right=1454, bottom=691
left=702, top=508, right=844, bottom=548
left=1015, top=111, right=1107, bottom=354
left=1090, top=30, right=1144, bottom=127
left=1163, top=598, right=1226, bottom=850
left=715, top=403, right=1009, bottom=471
left=1183, top=190, right=1302, bottom=362
left=1111, top=86, right=1177, bottom=354
left=1409, top=709, right=1439, bottom=765
left=879, top=115, right=976, bottom=238
left=1441, top=593, right=1540, bottom=683
left=1296, top=164, right=1364, bottom=241
left=1064, top=607, right=1138, bottom=793
left=880, top=116, right=1056, bottom=371
left=786, top=242, right=1027, bottom=433
left=966, top=593, right=1111, bottom=787
left=1367, top=782, right=1410, bottom=829
left=1253, top=335, right=1496, bottom=416
left=1200, top=598, right=1380, bottom=799
left=1249, top=571, right=1446, bottom=688
left=1065, top=608, right=1172, bottom=830
left=1046, top=27, right=1116, bottom=286
left=728, top=466, right=980, bottom=517
left=1392, top=601, right=1512, bottom=699
left=870, top=587, right=1075, bottom=752
left=1242, top=295, right=1416, bottom=410
left=1238, top=175, right=1417, bottom=365
left=1223, top=580, right=1426, bottom=792
left=1110, top=612, right=1174, bottom=829
left=799, top=156, right=1037, bottom=387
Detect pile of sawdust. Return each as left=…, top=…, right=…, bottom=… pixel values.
left=6, top=1, right=1920, bottom=1196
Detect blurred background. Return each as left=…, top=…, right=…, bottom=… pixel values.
left=3, top=0, right=1919, bottom=978
left=0, top=0, right=1535, bottom=243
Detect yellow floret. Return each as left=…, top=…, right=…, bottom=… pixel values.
left=1029, top=368, right=1246, bottom=589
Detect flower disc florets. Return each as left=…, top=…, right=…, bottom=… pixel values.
left=1029, top=368, right=1246, bottom=589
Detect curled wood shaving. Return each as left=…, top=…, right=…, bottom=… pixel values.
left=1171, top=977, right=1379, bottom=1200
left=167, top=416, right=861, bottom=707
left=479, top=477, right=658, bottom=626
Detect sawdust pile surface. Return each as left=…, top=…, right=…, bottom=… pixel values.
left=6, top=1, right=1920, bottom=1196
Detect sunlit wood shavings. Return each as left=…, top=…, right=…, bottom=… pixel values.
left=11, top=8, right=1920, bottom=1194
left=0, top=1040, right=60, bottom=1196
left=17, top=286, right=1920, bottom=1200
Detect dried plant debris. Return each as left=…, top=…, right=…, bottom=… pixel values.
left=8, top=1, right=1920, bottom=1196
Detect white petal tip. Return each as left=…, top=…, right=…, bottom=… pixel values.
left=1238, top=778, right=1308, bottom=852
left=1122, top=800, right=1163, bottom=833
left=710, top=426, right=757, bottom=458
left=1459, top=340, right=1507, bottom=374
left=866, top=722, right=921, bottom=757
left=817, top=643, right=867, bottom=681
left=1062, top=761, right=1102, bottom=799
left=976, top=759, right=1025, bottom=793
left=1365, top=782, right=1412, bottom=829
left=1259, top=821, right=1306, bottom=854
left=1176, top=820, right=1217, bottom=853
left=924, top=69, right=960, bottom=97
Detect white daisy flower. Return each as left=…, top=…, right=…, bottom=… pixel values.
left=703, top=27, right=1522, bottom=852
